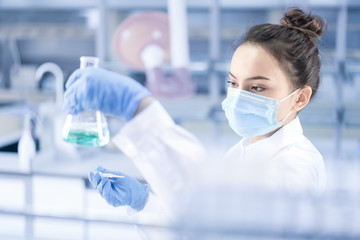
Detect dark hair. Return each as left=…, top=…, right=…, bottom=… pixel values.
left=238, top=8, right=326, bottom=99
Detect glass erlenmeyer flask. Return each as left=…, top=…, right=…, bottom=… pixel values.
left=62, top=56, right=110, bottom=147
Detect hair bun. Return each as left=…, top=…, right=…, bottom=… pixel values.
left=281, top=8, right=326, bottom=40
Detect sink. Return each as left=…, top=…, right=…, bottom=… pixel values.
left=0, top=141, right=19, bottom=152
left=0, top=101, right=40, bottom=153
left=0, top=102, right=18, bottom=107
left=0, top=139, right=40, bottom=153
left=0, top=131, right=40, bottom=153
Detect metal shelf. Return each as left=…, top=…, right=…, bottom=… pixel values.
left=1, top=0, right=360, bottom=10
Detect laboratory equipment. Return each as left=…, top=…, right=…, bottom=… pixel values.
left=99, top=172, right=125, bottom=179
left=113, top=9, right=196, bottom=98
left=62, top=56, right=109, bottom=147
left=18, top=114, right=36, bottom=171
left=113, top=11, right=170, bottom=71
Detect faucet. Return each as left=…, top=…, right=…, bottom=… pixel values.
left=35, top=62, right=64, bottom=108
left=34, top=63, right=65, bottom=152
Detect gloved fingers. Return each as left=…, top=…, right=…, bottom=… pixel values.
left=96, top=177, right=109, bottom=196
left=93, top=166, right=121, bottom=181
left=65, top=68, right=83, bottom=89
left=94, top=170, right=126, bottom=195
left=63, top=80, right=85, bottom=115
left=97, top=179, right=127, bottom=208
left=105, top=182, right=130, bottom=207
left=63, top=89, right=77, bottom=114
left=88, top=171, right=102, bottom=189
left=88, top=171, right=95, bottom=183
left=101, top=182, right=125, bottom=207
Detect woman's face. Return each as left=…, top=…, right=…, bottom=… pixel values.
left=228, top=43, right=298, bottom=123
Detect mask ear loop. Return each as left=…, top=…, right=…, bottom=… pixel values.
left=279, top=88, right=301, bottom=102
left=277, top=88, right=301, bottom=126
left=277, top=109, right=294, bottom=126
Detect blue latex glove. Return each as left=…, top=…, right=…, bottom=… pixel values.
left=89, top=166, right=149, bottom=211
left=63, top=67, right=151, bottom=121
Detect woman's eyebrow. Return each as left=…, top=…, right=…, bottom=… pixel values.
left=228, top=72, right=237, bottom=79
left=246, top=76, right=270, bottom=81
left=229, top=72, right=270, bottom=81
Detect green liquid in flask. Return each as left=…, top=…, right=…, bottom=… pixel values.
left=64, top=129, right=109, bottom=147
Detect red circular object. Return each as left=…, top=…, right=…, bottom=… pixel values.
left=113, top=11, right=170, bottom=71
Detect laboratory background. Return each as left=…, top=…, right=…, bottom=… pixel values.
left=0, top=0, right=359, bottom=239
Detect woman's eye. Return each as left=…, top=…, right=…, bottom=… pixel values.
left=251, top=86, right=265, bottom=92
left=227, top=80, right=238, bottom=88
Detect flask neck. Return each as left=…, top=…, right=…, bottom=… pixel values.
left=80, top=56, right=99, bottom=69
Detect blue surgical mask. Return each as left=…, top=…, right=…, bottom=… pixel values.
left=221, top=88, right=300, bottom=138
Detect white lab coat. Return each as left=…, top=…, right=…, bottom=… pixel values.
left=221, top=115, right=326, bottom=195
left=112, top=100, right=326, bottom=215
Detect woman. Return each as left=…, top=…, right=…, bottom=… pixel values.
left=63, top=8, right=327, bottom=213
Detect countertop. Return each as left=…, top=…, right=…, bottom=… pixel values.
left=0, top=147, right=144, bottom=182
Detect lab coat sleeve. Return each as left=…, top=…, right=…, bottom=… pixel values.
left=112, top=100, right=206, bottom=211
